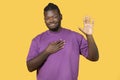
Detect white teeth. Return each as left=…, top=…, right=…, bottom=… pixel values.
left=50, top=24, right=55, bottom=26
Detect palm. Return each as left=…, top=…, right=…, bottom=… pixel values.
left=79, top=16, right=94, bottom=35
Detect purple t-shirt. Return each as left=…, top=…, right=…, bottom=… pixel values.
left=27, top=28, right=88, bottom=80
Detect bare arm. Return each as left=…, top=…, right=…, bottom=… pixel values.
left=27, top=50, right=50, bottom=72
left=86, top=35, right=99, bottom=61
left=27, top=40, right=65, bottom=72
left=79, top=16, right=99, bottom=61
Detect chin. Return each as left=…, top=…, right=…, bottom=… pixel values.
left=49, top=26, right=60, bottom=31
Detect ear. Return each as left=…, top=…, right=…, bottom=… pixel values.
left=60, top=14, right=62, bottom=20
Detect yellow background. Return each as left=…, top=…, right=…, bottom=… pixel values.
left=0, top=0, right=120, bottom=80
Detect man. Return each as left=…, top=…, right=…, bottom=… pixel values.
left=26, top=3, right=99, bottom=80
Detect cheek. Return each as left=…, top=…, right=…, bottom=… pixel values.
left=54, top=18, right=60, bottom=22
left=45, top=20, right=49, bottom=24
left=54, top=19, right=58, bottom=22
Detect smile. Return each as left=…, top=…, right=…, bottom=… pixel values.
left=49, top=23, right=57, bottom=26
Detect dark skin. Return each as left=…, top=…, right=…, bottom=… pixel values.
left=26, top=10, right=99, bottom=72
left=78, top=16, right=99, bottom=61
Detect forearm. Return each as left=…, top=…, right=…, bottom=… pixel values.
left=27, top=50, right=50, bottom=72
left=86, top=35, right=99, bottom=61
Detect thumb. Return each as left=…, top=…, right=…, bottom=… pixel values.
left=78, top=27, right=85, bottom=34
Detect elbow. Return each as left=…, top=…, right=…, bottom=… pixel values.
left=90, top=56, right=99, bottom=61
left=26, top=61, right=35, bottom=72
left=87, top=57, right=99, bottom=61
left=87, top=53, right=99, bottom=61
left=27, top=67, right=35, bottom=72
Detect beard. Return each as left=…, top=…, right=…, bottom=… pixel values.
left=49, top=25, right=60, bottom=31
left=47, top=21, right=61, bottom=32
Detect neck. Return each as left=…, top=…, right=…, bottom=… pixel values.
left=50, top=26, right=62, bottom=32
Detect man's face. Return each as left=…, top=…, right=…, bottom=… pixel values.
left=44, top=10, right=62, bottom=31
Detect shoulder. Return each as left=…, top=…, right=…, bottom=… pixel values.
left=63, top=28, right=83, bottom=38
left=32, top=30, right=48, bottom=42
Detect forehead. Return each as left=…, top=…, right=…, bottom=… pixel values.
left=44, top=10, right=59, bottom=17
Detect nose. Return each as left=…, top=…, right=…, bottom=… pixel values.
left=48, top=17, right=54, bottom=23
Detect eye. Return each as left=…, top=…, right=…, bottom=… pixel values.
left=53, top=15, right=58, bottom=18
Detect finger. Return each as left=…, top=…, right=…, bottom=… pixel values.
left=54, top=40, right=62, bottom=44
left=56, top=40, right=65, bottom=46
left=50, top=40, right=61, bottom=45
left=55, top=47, right=63, bottom=52
left=58, top=43, right=64, bottom=48
left=55, top=40, right=65, bottom=50
left=56, top=40, right=65, bottom=48
left=78, top=27, right=85, bottom=34
left=59, top=46, right=64, bottom=50
left=55, top=43, right=64, bottom=52
left=84, top=16, right=90, bottom=24
left=57, top=44, right=64, bottom=50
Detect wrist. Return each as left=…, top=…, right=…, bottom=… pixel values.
left=86, top=34, right=93, bottom=37
left=44, top=49, right=51, bottom=55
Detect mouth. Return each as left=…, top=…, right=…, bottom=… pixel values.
left=48, top=23, right=58, bottom=28
left=49, top=23, right=56, bottom=26
left=47, top=22, right=60, bottom=31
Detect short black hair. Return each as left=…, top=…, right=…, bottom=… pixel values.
left=44, top=3, right=61, bottom=15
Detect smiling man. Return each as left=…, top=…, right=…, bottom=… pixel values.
left=26, top=3, right=99, bottom=80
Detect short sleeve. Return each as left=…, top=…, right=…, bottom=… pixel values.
left=79, top=36, right=88, bottom=58
left=27, top=39, right=39, bottom=61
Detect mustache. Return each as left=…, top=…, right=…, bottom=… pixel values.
left=48, top=22, right=57, bottom=25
